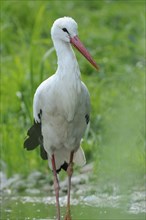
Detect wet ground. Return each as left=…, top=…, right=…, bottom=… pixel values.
left=1, top=168, right=146, bottom=220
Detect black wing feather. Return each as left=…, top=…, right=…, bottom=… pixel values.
left=24, top=110, right=48, bottom=160
left=85, top=114, right=90, bottom=124
left=24, top=122, right=42, bottom=150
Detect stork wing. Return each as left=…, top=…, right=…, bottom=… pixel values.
left=24, top=111, right=48, bottom=160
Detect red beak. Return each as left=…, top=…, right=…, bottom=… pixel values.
left=70, top=35, right=99, bottom=71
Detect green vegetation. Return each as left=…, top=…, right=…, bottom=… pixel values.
left=1, top=0, right=145, bottom=188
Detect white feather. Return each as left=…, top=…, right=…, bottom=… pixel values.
left=33, top=17, right=90, bottom=170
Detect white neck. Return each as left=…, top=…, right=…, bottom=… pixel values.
left=53, top=39, right=80, bottom=78
left=52, top=39, right=81, bottom=121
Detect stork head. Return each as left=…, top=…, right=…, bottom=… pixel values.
left=51, top=17, right=99, bottom=71
left=51, top=17, right=78, bottom=43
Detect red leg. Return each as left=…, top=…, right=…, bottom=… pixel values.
left=52, top=154, right=60, bottom=220
left=65, top=151, right=74, bottom=220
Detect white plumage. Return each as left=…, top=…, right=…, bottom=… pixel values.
left=33, top=17, right=90, bottom=170
left=24, top=17, right=99, bottom=220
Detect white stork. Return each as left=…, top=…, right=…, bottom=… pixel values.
left=24, top=17, right=99, bottom=220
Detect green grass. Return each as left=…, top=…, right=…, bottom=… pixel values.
left=1, top=0, right=145, bottom=187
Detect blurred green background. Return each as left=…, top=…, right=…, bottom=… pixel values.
left=1, top=0, right=145, bottom=188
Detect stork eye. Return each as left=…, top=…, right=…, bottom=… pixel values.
left=62, top=28, right=69, bottom=34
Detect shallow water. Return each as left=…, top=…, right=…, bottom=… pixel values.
left=1, top=171, right=146, bottom=220
left=1, top=194, right=146, bottom=220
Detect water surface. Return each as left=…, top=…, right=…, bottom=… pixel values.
left=2, top=194, right=145, bottom=220
left=1, top=171, right=146, bottom=220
